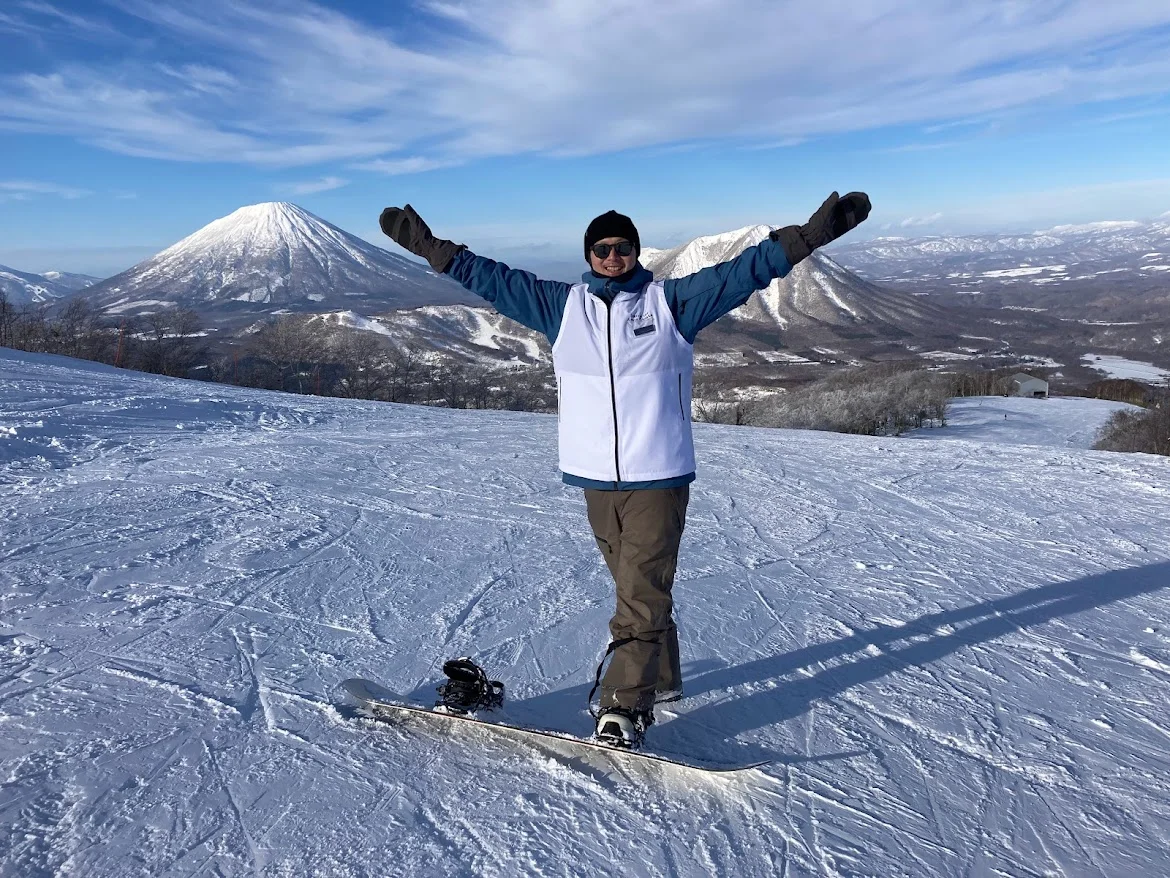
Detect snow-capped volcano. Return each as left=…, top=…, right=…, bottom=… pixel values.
left=0, top=265, right=101, bottom=307
left=642, top=225, right=947, bottom=332
left=82, top=202, right=478, bottom=322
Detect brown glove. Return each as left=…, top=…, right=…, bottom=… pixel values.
left=379, top=204, right=466, bottom=273
left=770, top=191, right=871, bottom=265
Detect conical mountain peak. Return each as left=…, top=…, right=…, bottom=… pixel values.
left=83, top=202, right=478, bottom=322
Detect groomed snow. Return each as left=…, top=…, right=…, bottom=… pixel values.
left=905, top=396, right=1141, bottom=449
left=3, top=350, right=1170, bottom=877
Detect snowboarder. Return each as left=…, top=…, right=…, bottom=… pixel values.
left=379, top=193, right=871, bottom=747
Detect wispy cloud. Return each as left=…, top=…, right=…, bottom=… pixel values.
left=1094, top=106, right=1170, bottom=125
left=0, top=180, right=93, bottom=202
left=1, top=1, right=118, bottom=38
left=157, top=63, right=239, bottom=96
left=2, top=0, right=1170, bottom=168
left=882, top=140, right=965, bottom=154
left=351, top=157, right=458, bottom=176
left=900, top=213, right=945, bottom=228
left=922, top=118, right=990, bottom=135
left=740, top=138, right=806, bottom=151
left=21, top=1, right=115, bottom=33
left=282, top=175, right=349, bottom=195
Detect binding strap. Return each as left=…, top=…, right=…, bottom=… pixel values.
left=436, top=657, right=504, bottom=713
left=586, top=636, right=658, bottom=719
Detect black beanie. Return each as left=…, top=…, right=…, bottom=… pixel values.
left=584, top=210, right=640, bottom=262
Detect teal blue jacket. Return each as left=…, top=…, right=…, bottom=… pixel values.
left=446, top=237, right=793, bottom=489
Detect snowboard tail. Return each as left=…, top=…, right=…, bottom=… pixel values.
left=340, top=677, right=767, bottom=774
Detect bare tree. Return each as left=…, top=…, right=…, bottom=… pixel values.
left=385, top=345, right=428, bottom=403
left=1087, top=379, right=1151, bottom=406
left=492, top=364, right=555, bottom=412
left=11, top=304, right=51, bottom=353
left=249, top=315, right=325, bottom=393
left=1094, top=391, right=1170, bottom=456
left=131, top=308, right=206, bottom=377
left=332, top=327, right=390, bottom=399
left=52, top=298, right=114, bottom=362
left=754, top=366, right=950, bottom=435
left=0, top=290, right=13, bottom=348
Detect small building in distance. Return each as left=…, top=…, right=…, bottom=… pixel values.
left=1010, top=373, right=1049, bottom=399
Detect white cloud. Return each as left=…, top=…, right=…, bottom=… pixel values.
left=2, top=0, right=1170, bottom=167
left=883, top=140, right=965, bottom=154
left=3, top=1, right=118, bottom=38
left=283, top=176, right=349, bottom=195
left=901, top=213, right=945, bottom=228
left=0, top=180, right=92, bottom=202
left=158, top=63, right=239, bottom=95
left=351, top=157, right=459, bottom=176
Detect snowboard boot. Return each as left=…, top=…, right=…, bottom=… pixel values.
left=594, top=706, right=654, bottom=749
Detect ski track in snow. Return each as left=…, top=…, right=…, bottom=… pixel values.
left=3, top=349, right=1170, bottom=877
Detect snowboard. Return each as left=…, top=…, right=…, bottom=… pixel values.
left=341, top=677, right=768, bottom=774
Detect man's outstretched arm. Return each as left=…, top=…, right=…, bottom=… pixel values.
left=380, top=205, right=570, bottom=343
left=665, top=191, right=871, bottom=343
left=445, top=251, right=571, bottom=343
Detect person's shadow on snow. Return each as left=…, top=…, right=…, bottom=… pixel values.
left=660, top=561, right=1170, bottom=760
left=401, top=563, right=1168, bottom=768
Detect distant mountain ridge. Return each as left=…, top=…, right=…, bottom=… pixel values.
left=827, top=216, right=1170, bottom=322
left=81, top=202, right=478, bottom=326
left=831, top=218, right=1170, bottom=286
left=1, top=265, right=101, bottom=307
left=642, top=225, right=948, bottom=334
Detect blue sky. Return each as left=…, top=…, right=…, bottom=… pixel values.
left=2, top=0, right=1170, bottom=278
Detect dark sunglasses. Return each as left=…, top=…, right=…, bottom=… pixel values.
left=590, top=241, right=635, bottom=259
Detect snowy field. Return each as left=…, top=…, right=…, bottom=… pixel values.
left=1082, top=355, right=1170, bottom=385
left=3, top=349, right=1170, bottom=878
left=906, top=395, right=1141, bottom=450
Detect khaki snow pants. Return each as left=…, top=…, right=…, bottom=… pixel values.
left=584, top=485, right=690, bottom=712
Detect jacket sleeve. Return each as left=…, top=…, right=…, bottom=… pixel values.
left=446, top=250, right=571, bottom=344
left=662, top=236, right=792, bottom=343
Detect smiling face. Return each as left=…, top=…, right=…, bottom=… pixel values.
left=588, top=237, right=638, bottom=278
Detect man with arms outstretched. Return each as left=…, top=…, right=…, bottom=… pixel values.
left=379, top=192, right=871, bottom=747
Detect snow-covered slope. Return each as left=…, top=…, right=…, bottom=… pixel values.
left=906, top=395, right=1141, bottom=449
left=82, top=202, right=477, bottom=321
left=377, top=304, right=548, bottom=363
left=0, top=264, right=101, bottom=306
left=643, top=226, right=948, bottom=332
left=3, top=349, right=1170, bottom=877
left=306, top=304, right=550, bottom=365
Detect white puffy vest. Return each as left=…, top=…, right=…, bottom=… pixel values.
left=552, top=280, right=695, bottom=482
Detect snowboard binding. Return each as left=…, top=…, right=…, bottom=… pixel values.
left=435, top=657, right=505, bottom=714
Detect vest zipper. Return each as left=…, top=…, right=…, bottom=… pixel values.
left=678, top=373, right=685, bottom=420
left=604, top=296, right=621, bottom=485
